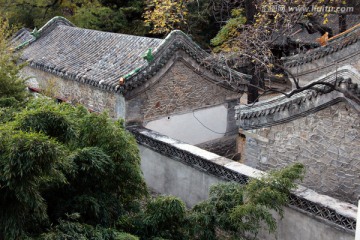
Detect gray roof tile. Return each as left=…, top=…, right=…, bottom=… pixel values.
left=21, top=20, right=163, bottom=89
left=19, top=17, right=250, bottom=93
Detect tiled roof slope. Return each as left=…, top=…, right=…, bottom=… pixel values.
left=283, top=22, right=360, bottom=68
left=21, top=17, right=163, bottom=92
left=19, top=16, right=250, bottom=94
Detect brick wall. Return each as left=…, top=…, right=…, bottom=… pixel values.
left=243, top=102, right=360, bottom=203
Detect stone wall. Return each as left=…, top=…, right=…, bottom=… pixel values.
left=242, top=102, right=360, bottom=203
left=131, top=127, right=356, bottom=240
left=126, top=59, right=240, bottom=123
left=22, top=67, right=126, bottom=118
left=23, top=54, right=240, bottom=129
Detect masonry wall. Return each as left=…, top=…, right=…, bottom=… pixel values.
left=242, top=102, right=360, bottom=204
left=288, top=43, right=360, bottom=87
left=126, top=60, right=240, bottom=123
left=22, top=67, right=126, bottom=118
left=135, top=128, right=355, bottom=240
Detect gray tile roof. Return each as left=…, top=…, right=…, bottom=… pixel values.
left=21, top=17, right=163, bottom=91
left=19, top=16, right=250, bottom=94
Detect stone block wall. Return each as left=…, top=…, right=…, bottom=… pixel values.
left=22, top=67, right=125, bottom=118
left=242, top=102, right=360, bottom=203
left=131, top=127, right=356, bottom=240
left=126, top=60, right=240, bottom=123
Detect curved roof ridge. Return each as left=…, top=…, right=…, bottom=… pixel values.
left=36, top=16, right=163, bottom=43
left=14, top=16, right=75, bottom=50
left=21, top=20, right=249, bottom=95
left=159, top=30, right=250, bottom=80
left=121, top=29, right=250, bottom=94
left=236, top=69, right=360, bottom=130
left=283, top=24, right=360, bottom=68
left=37, top=16, right=75, bottom=38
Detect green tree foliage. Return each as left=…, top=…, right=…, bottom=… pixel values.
left=0, top=95, right=304, bottom=239
left=0, top=20, right=27, bottom=102
left=210, top=9, right=247, bottom=52
left=0, top=128, right=66, bottom=239
left=1, top=0, right=148, bottom=35
left=185, top=0, right=221, bottom=48
left=40, top=218, right=139, bottom=240
left=0, top=19, right=28, bottom=125
left=119, top=196, right=187, bottom=240
left=143, top=0, right=220, bottom=47
left=118, top=164, right=304, bottom=240
left=0, top=98, right=147, bottom=239
left=188, top=163, right=305, bottom=240
left=143, top=0, right=189, bottom=35
left=73, top=0, right=148, bottom=35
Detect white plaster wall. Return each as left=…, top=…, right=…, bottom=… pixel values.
left=139, top=145, right=222, bottom=207
left=145, top=104, right=228, bottom=144
left=139, top=143, right=355, bottom=240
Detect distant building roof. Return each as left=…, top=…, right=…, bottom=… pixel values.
left=283, top=22, right=360, bottom=67
left=272, top=15, right=360, bottom=48
left=17, top=16, right=250, bottom=95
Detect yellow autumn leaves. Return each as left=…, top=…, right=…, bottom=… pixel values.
left=143, top=0, right=190, bottom=34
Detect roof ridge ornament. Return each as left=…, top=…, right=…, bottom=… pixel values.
left=15, top=29, right=38, bottom=50
left=14, top=16, right=75, bottom=51
left=143, top=48, right=154, bottom=63
left=30, top=27, right=40, bottom=39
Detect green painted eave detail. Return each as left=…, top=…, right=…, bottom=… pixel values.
left=122, top=67, right=142, bottom=80
left=15, top=28, right=41, bottom=50
left=15, top=40, right=31, bottom=50
left=121, top=48, right=155, bottom=80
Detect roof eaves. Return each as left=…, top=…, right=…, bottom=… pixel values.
left=236, top=70, right=360, bottom=130
left=120, top=30, right=250, bottom=94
